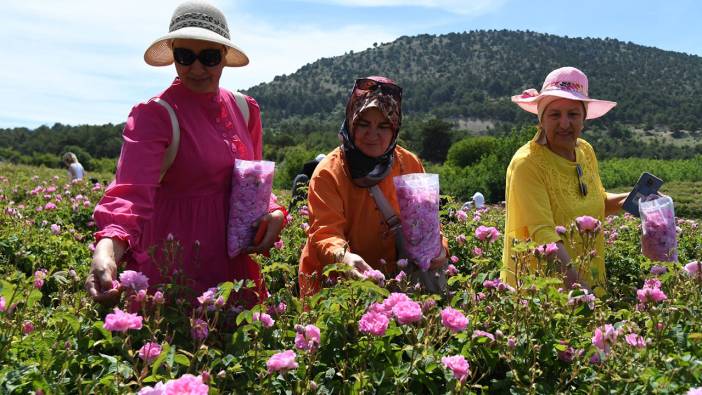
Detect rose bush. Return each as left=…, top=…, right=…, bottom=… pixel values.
left=0, top=164, right=700, bottom=394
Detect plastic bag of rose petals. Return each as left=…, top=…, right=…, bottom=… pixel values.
left=639, top=194, right=677, bottom=262
left=227, top=159, right=275, bottom=257
left=393, top=173, right=442, bottom=271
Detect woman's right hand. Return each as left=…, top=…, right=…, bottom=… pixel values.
left=85, top=238, right=126, bottom=306
left=341, top=251, right=373, bottom=280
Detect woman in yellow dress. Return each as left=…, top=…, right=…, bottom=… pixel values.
left=501, top=67, right=628, bottom=294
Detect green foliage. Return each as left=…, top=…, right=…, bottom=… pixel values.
left=446, top=136, right=499, bottom=168
left=417, top=118, right=454, bottom=164
left=246, top=30, right=702, bottom=132
left=0, top=163, right=701, bottom=393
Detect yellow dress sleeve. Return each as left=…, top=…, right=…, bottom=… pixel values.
left=507, top=157, right=561, bottom=245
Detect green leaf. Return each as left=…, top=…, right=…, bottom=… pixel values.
left=687, top=333, right=702, bottom=343
left=93, top=321, right=112, bottom=342
left=174, top=353, right=191, bottom=367
left=151, top=343, right=172, bottom=375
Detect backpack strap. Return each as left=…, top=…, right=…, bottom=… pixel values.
left=369, top=185, right=407, bottom=258
left=153, top=98, right=180, bottom=183
left=153, top=92, right=247, bottom=183
left=232, top=91, right=250, bottom=126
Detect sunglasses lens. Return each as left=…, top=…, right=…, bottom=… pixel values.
left=354, top=78, right=402, bottom=99
left=199, top=49, right=222, bottom=67
left=173, top=48, right=221, bottom=67
left=354, top=78, right=377, bottom=91
left=173, top=48, right=196, bottom=66
left=380, top=84, right=402, bottom=98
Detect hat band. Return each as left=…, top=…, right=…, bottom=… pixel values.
left=169, top=12, right=230, bottom=39
left=542, top=81, right=587, bottom=96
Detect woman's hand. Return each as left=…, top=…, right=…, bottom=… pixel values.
left=428, top=246, right=448, bottom=270
left=85, top=238, right=126, bottom=306
left=246, top=210, right=285, bottom=254
left=341, top=251, right=373, bottom=280
left=605, top=192, right=629, bottom=216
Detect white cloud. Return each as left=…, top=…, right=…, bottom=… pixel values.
left=297, top=0, right=506, bottom=16
left=0, top=0, right=399, bottom=127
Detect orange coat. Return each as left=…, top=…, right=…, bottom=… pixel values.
left=298, top=146, right=431, bottom=297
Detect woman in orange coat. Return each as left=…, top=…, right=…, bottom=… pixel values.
left=298, top=76, right=448, bottom=297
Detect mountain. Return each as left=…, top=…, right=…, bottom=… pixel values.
left=244, top=30, right=702, bottom=131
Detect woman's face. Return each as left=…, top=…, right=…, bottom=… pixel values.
left=172, top=39, right=225, bottom=93
left=540, top=98, right=585, bottom=157
left=353, top=107, right=394, bottom=158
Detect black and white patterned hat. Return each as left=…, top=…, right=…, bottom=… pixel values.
left=144, top=1, right=248, bottom=67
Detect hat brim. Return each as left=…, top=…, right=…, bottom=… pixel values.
left=144, top=27, right=249, bottom=67
left=511, top=90, right=617, bottom=120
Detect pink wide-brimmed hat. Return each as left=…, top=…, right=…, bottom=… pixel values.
left=511, top=67, right=616, bottom=120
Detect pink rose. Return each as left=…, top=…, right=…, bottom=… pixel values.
left=455, top=210, right=468, bottom=222
left=624, top=333, right=646, bottom=348
left=138, top=342, right=163, bottom=363
left=472, top=330, right=495, bottom=342
left=266, top=350, right=298, bottom=374
left=103, top=308, right=143, bottom=332
left=274, top=240, right=284, bottom=249
left=575, top=216, right=600, bottom=233
left=191, top=319, right=209, bottom=341
left=684, top=261, right=702, bottom=278
left=197, top=287, right=218, bottom=306
left=253, top=312, right=275, bottom=328
left=440, top=307, right=468, bottom=332
left=0, top=296, right=5, bottom=312
left=22, top=320, right=34, bottom=335
left=475, top=225, right=500, bottom=243
left=363, top=269, right=385, bottom=285
left=119, top=270, right=149, bottom=292
left=358, top=311, right=389, bottom=336
left=50, top=224, right=61, bottom=235
left=592, top=324, right=618, bottom=354
left=153, top=291, right=165, bottom=305
left=446, top=264, right=459, bottom=277
left=392, top=300, right=423, bottom=325
left=294, top=324, right=321, bottom=352
left=441, top=355, right=470, bottom=383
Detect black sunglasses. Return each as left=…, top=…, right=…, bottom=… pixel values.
left=173, top=47, right=223, bottom=67
left=354, top=78, right=403, bottom=99
left=575, top=164, right=588, bottom=197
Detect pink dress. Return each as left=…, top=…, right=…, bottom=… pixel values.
left=93, top=78, right=282, bottom=306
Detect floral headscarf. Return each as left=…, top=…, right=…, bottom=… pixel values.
left=339, top=76, right=402, bottom=187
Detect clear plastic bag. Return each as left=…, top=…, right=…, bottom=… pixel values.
left=393, top=173, right=442, bottom=271
left=227, top=159, right=275, bottom=257
left=640, top=195, right=677, bottom=262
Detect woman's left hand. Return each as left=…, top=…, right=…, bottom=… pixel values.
left=428, top=246, right=448, bottom=270
left=246, top=210, right=285, bottom=254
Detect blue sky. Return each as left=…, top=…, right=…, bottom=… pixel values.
left=2, top=0, right=699, bottom=128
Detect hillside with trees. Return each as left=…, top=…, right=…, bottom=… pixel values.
left=2, top=30, right=702, bottom=196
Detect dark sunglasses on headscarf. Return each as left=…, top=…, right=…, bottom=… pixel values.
left=173, top=48, right=222, bottom=67
left=354, top=78, right=403, bottom=99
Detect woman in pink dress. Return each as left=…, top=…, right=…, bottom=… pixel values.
left=85, top=1, right=286, bottom=307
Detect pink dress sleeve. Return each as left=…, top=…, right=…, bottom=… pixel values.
left=93, top=101, right=172, bottom=247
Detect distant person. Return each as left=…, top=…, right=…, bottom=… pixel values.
left=472, top=191, right=485, bottom=209
left=85, top=1, right=286, bottom=307
left=62, top=152, right=85, bottom=181
left=288, top=153, right=326, bottom=212
left=298, top=76, right=448, bottom=297
left=502, top=67, right=629, bottom=294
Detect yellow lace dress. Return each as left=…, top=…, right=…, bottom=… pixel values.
left=500, top=135, right=606, bottom=291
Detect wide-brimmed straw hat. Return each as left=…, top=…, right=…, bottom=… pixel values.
left=511, top=67, right=616, bottom=120
left=144, top=1, right=248, bottom=67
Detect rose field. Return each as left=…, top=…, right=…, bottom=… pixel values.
left=1, top=162, right=702, bottom=394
